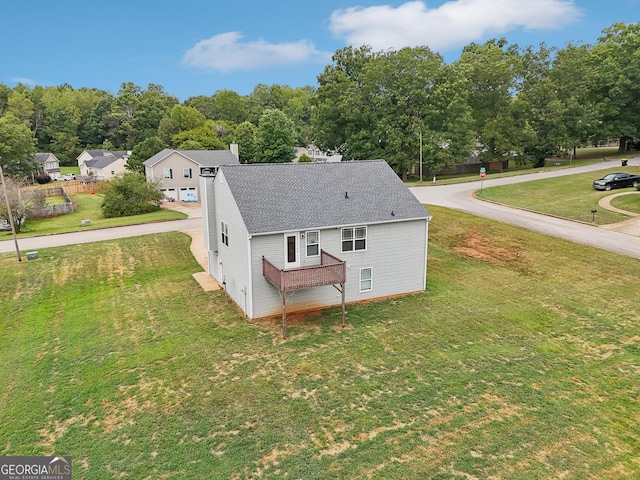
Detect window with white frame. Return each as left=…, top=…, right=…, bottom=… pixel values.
left=360, top=267, right=372, bottom=292
left=183, top=167, right=192, bottom=178
left=305, top=230, right=319, bottom=257
left=341, top=226, right=367, bottom=252
left=163, top=168, right=172, bottom=179
left=221, top=221, right=229, bottom=246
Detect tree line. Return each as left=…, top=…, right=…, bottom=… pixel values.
left=0, top=21, right=638, bottom=179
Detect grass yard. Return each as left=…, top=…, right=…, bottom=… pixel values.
left=610, top=192, right=640, bottom=215
left=476, top=166, right=640, bottom=224
left=0, top=193, right=186, bottom=238
left=44, top=195, right=68, bottom=206
left=1, top=206, right=639, bottom=479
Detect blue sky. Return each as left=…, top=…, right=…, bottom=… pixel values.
left=1, top=0, right=638, bottom=101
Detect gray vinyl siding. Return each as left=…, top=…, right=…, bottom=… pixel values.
left=212, top=171, right=251, bottom=314
left=249, top=218, right=428, bottom=319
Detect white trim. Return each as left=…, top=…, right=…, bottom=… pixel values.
left=247, top=235, right=254, bottom=318
left=359, top=267, right=373, bottom=292
left=341, top=225, right=367, bottom=253
left=284, top=232, right=300, bottom=268
left=305, top=230, right=320, bottom=257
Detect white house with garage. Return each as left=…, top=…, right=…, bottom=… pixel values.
left=144, top=145, right=239, bottom=202
left=200, top=160, right=431, bottom=336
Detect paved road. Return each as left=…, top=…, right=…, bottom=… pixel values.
left=0, top=217, right=203, bottom=254
left=2, top=159, right=640, bottom=260
left=410, top=157, right=640, bottom=259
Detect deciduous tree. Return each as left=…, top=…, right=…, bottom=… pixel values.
left=0, top=176, right=45, bottom=232
left=254, top=109, right=295, bottom=163
left=0, top=113, right=37, bottom=176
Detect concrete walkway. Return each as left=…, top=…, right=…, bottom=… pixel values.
left=598, top=191, right=640, bottom=235
left=160, top=202, right=221, bottom=292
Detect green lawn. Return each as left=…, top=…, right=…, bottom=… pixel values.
left=610, top=192, right=640, bottom=214
left=0, top=193, right=186, bottom=238
left=1, top=206, right=639, bottom=479
left=59, top=166, right=80, bottom=175
left=476, top=166, right=640, bottom=224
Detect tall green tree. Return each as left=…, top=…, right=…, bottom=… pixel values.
left=455, top=39, right=520, bottom=162
left=130, top=85, right=178, bottom=146
left=172, top=122, right=227, bottom=150
left=157, top=105, right=207, bottom=144
left=589, top=22, right=640, bottom=152
left=0, top=113, right=37, bottom=176
left=513, top=44, right=572, bottom=167
left=254, top=109, right=295, bottom=163
left=127, top=136, right=167, bottom=174
left=6, top=91, right=35, bottom=126
left=40, top=86, right=81, bottom=163
left=313, top=45, right=474, bottom=176
left=234, top=121, right=258, bottom=163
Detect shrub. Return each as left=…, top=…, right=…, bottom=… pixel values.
left=100, top=173, right=163, bottom=218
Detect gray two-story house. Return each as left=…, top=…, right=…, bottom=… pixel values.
left=201, top=160, right=431, bottom=336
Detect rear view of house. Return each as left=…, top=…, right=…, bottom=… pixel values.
left=201, top=160, right=431, bottom=335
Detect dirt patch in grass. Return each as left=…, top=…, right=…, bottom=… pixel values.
left=453, top=232, right=522, bottom=266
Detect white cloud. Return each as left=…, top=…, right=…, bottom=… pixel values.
left=9, top=76, right=38, bottom=86
left=182, top=32, right=331, bottom=72
left=329, top=0, right=582, bottom=52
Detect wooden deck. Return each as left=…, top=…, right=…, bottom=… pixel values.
left=262, top=250, right=346, bottom=292
left=262, top=250, right=347, bottom=338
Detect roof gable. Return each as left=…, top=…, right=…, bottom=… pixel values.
left=35, top=153, right=57, bottom=165
left=144, top=149, right=239, bottom=168
left=220, top=161, right=429, bottom=234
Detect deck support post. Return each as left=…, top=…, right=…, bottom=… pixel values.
left=341, top=283, right=346, bottom=328
left=281, top=291, right=287, bottom=339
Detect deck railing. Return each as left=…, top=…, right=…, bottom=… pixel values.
left=263, top=250, right=346, bottom=292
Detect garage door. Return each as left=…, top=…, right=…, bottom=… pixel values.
left=161, top=188, right=177, bottom=202
left=179, top=187, right=198, bottom=202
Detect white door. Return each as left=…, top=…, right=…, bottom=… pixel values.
left=284, top=233, right=300, bottom=269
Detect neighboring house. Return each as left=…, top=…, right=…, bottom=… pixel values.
left=77, top=150, right=130, bottom=181
left=200, top=160, right=431, bottom=336
left=144, top=144, right=239, bottom=202
left=35, top=153, right=61, bottom=179
left=295, top=145, right=342, bottom=163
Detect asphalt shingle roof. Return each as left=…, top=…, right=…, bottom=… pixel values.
left=143, top=149, right=239, bottom=167
left=84, top=156, right=120, bottom=169
left=35, top=153, right=53, bottom=165
left=220, top=160, right=430, bottom=235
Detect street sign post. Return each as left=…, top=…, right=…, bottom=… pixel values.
left=480, top=167, right=486, bottom=191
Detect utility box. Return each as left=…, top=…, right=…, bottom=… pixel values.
left=26, top=251, right=39, bottom=260
left=81, top=219, right=91, bottom=226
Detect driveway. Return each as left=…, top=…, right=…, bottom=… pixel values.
left=410, top=157, right=640, bottom=260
